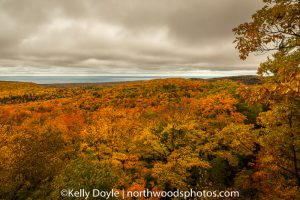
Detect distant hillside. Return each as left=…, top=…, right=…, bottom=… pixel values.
left=205, top=75, right=262, bottom=85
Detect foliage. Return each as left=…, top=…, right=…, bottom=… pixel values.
left=0, top=1, right=299, bottom=198
left=234, top=0, right=300, bottom=199
left=0, top=78, right=257, bottom=199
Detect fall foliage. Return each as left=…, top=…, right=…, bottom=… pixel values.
left=0, top=0, right=299, bottom=199
left=0, top=75, right=293, bottom=199
left=0, top=79, right=257, bottom=199
left=233, top=0, right=300, bottom=199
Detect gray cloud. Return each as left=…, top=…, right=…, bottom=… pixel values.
left=0, top=0, right=265, bottom=75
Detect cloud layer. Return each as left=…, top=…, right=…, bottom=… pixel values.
left=0, top=0, right=265, bottom=76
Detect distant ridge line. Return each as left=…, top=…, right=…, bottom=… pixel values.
left=203, top=75, right=262, bottom=85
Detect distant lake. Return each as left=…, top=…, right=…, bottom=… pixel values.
left=0, top=76, right=218, bottom=84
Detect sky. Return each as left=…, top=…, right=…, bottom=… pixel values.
left=0, top=0, right=266, bottom=76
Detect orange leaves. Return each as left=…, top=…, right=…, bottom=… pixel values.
left=235, top=48, right=300, bottom=198
left=1, top=78, right=266, bottom=198
left=233, top=0, right=300, bottom=60
left=194, top=92, right=246, bottom=129
left=198, top=93, right=237, bottom=114
left=246, top=66, right=300, bottom=105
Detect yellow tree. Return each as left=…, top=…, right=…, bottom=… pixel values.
left=132, top=106, right=211, bottom=191
left=80, top=108, right=142, bottom=189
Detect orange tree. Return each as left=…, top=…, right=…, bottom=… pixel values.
left=234, top=0, right=300, bottom=199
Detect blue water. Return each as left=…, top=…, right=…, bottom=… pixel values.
left=0, top=76, right=218, bottom=84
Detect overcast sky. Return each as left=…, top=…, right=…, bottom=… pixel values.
left=0, top=0, right=266, bottom=76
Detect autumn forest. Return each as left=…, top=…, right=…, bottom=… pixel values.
left=0, top=0, right=300, bottom=199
